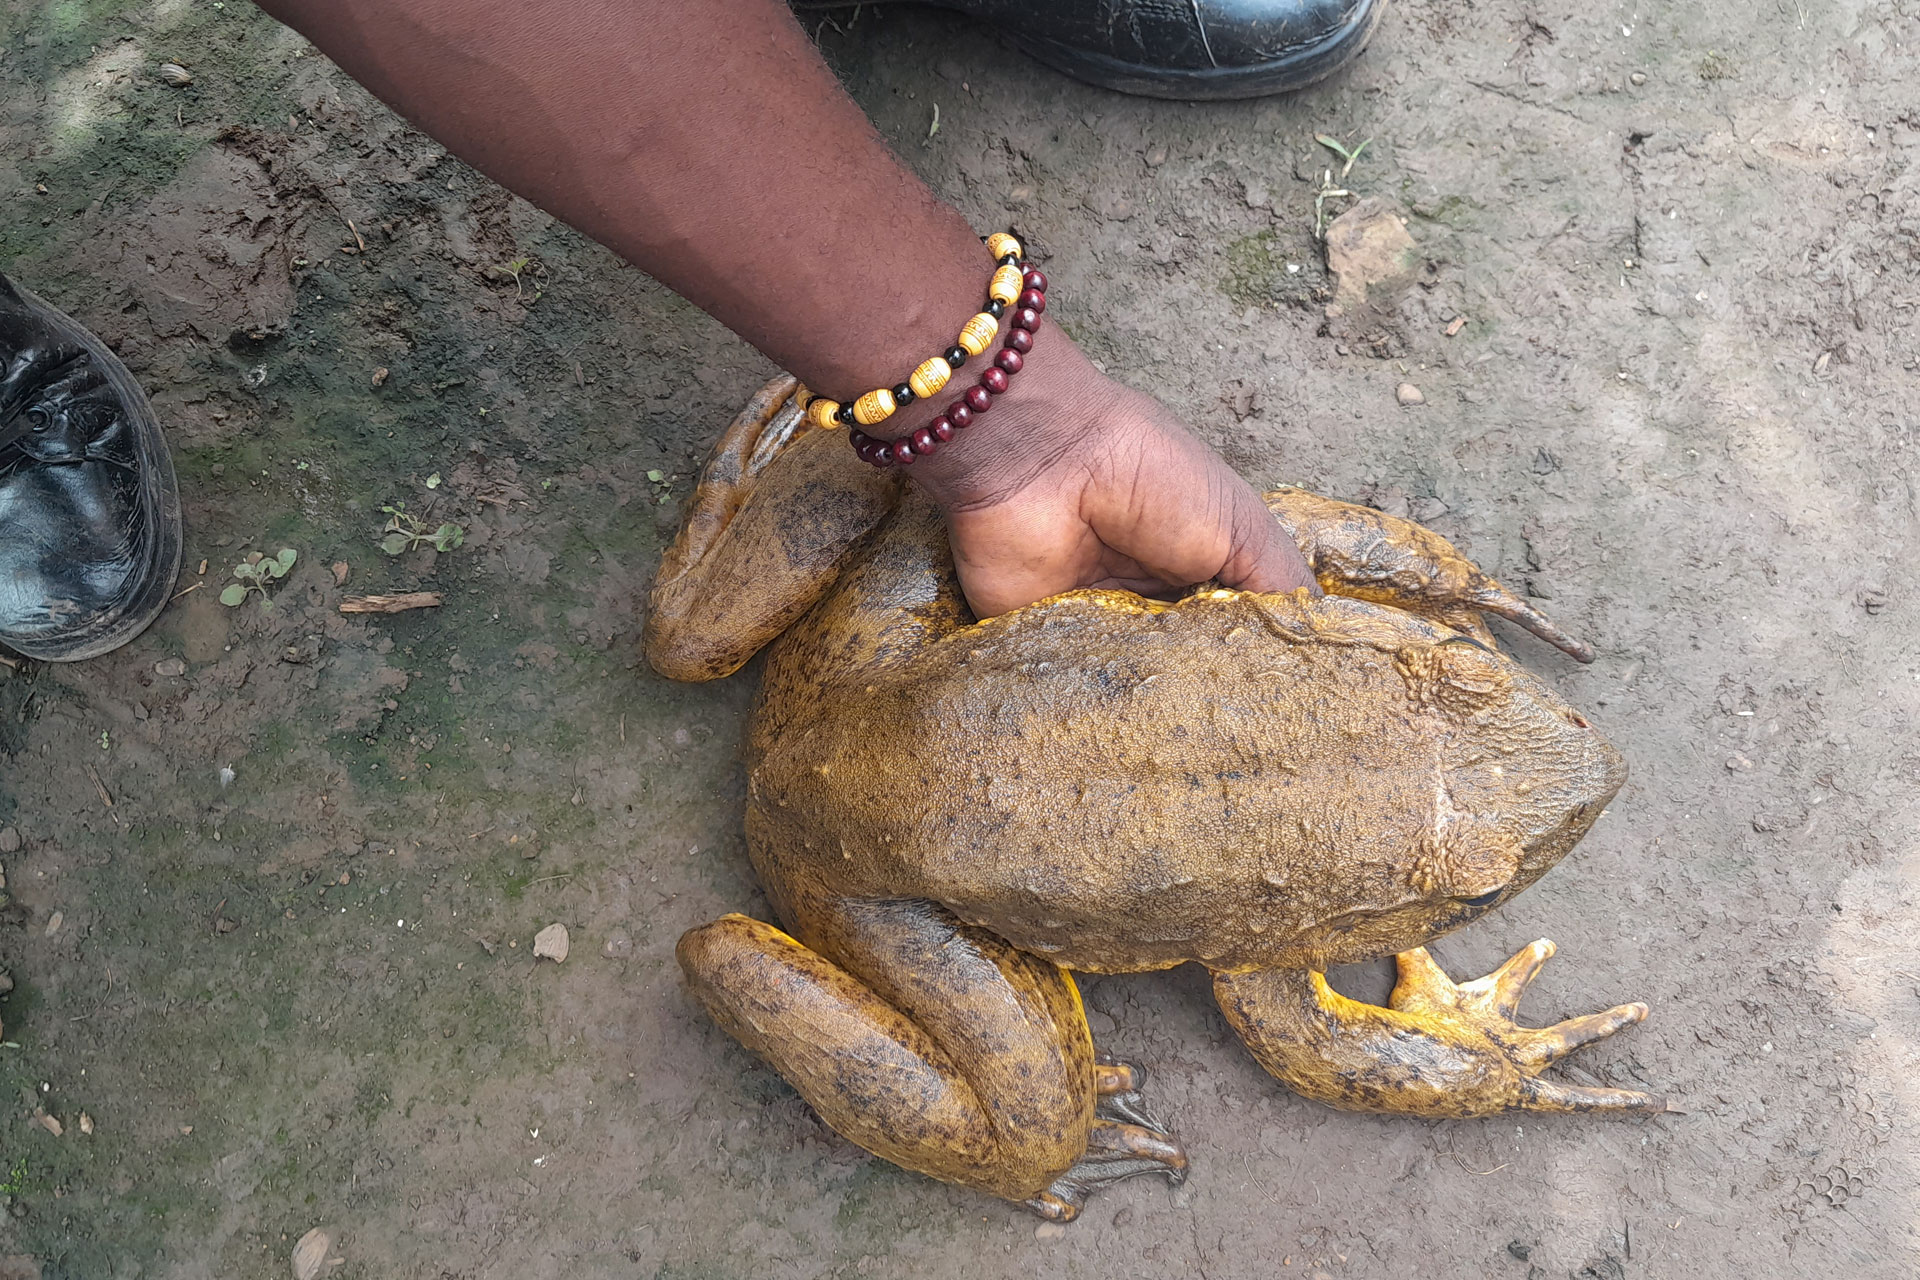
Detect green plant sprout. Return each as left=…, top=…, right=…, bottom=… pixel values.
left=379, top=504, right=465, bottom=556
left=219, top=548, right=298, bottom=608
left=490, top=256, right=542, bottom=301
left=1312, top=133, right=1374, bottom=239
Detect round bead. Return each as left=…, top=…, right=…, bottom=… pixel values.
left=1004, top=328, right=1033, bottom=354
left=908, top=357, right=952, bottom=400
left=853, top=388, right=897, bottom=425
left=985, top=232, right=1023, bottom=261
left=964, top=385, right=994, bottom=412
left=1011, top=307, right=1041, bottom=331
left=944, top=345, right=967, bottom=368
left=892, top=382, right=915, bottom=405
left=994, top=348, right=1023, bottom=374
left=957, top=313, right=999, bottom=356
left=1022, top=267, right=1047, bottom=293
left=806, top=398, right=843, bottom=430
left=930, top=416, right=955, bottom=442
left=947, top=401, right=974, bottom=429
left=1019, top=288, right=1047, bottom=314
left=986, top=299, right=1006, bottom=319
left=890, top=439, right=917, bottom=465
left=835, top=403, right=857, bottom=425
left=980, top=367, right=1010, bottom=395
left=988, top=264, right=1024, bottom=306
left=910, top=427, right=938, bottom=456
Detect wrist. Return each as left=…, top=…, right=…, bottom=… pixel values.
left=901, top=333, right=1109, bottom=510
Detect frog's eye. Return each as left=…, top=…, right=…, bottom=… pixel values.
left=1395, top=641, right=1511, bottom=714
left=1457, top=887, right=1504, bottom=909
left=1406, top=822, right=1522, bottom=899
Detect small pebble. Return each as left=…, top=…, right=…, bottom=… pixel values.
left=0, top=826, right=18, bottom=853
left=533, top=922, right=570, bottom=963
left=37, top=1112, right=62, bottom=1136
left=602, top=931, right=634, bottom=959
left=1035, top=1222, right=1067, bottom=1240
left=45, top=910, right=63, bottom=938
left=154, top=658, right=186, bottom=677
left=1145, top=144, right=1168, bottom=167
left=1396, top=382, right=1426, bottom=406
left=1629, top=71, right=1647, bottom=85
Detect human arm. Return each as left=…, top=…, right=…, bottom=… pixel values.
left=253, top=0, right=1316, bottom=614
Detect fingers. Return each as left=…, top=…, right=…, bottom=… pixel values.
left=1458, top=938, right=1556, bottom=1020
left=1513, top=1001, right=1649, bottom=1069
left=1215, top=482, right=1319, bottom=596
left=1520, top=1075, right=1669, bottom=1115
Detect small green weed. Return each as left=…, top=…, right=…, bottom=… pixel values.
left=379, top=504, right=466, bottom=556
left=219, top=549, right=298, bottom=608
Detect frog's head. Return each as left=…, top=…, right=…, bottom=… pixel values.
left=1295, top=633, right=1627, bottom=969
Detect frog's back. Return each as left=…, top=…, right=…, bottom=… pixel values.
left=748, top=565, right=1476, bottom=974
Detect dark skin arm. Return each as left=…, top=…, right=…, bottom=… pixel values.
left=254, top=0, right=1316, bottom=616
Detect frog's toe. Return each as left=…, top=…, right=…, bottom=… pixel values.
left=1021, top=1118, right=1189, bottom=1223
left=1092, top=1053, right=1168, bottom=1131
left=1514, top=1001, right=1649, bottom=1069
left=1521, top=1075, right=1672, bottom=1115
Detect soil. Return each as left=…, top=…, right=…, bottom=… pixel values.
left=2, top=1, right=1917, bottom=1277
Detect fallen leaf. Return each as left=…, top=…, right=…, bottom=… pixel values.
left=371, top=367, right=389, bottom=387
left=78, top=1112, right=94, bottom=1135
left=330, top=562, right=349, bottom=587
left=533, top=923, right=570, bottom=963
left=44, top=910, right=63, bottom=937
left=1445, top=316, right=1468, bottom=337
left=292, top=1228, right=330, bottom=1280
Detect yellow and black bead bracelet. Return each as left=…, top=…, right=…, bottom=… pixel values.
left=796, top=233, right=1049, bottom=468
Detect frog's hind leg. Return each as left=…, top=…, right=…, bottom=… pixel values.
left=1263, top=486, right=1594, bottom=662
left=1211, top=943, right=1665, bottom=1118
left=677, top=903, right=1187, bottom=1220
left=645, top=375, right=901, bottom=681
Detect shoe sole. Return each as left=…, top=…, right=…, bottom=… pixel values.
left=3, top=284, right=183, bottom=663
left=1012, top=0, right=1383, bottom=100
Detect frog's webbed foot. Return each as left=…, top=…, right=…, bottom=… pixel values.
left=1023, top=1056, right=1189, bottom=1222
left=1263, top=486, right=1594, bottom=662
left=1214, top=940, right=1665, bottom=1118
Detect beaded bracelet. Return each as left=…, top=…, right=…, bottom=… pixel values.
left=796, top=232, right=1049, bottom=469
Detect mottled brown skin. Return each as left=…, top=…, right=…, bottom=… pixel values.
left=652, top=378, right=1662, bottom=1223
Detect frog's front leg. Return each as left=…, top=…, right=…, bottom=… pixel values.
left=1263, top=486, right=1594, bottom=662
left=1212, top=941, right=1665, bottom=1117
left=678, top=902, right=1187, bottom=1222
left=646, top=375, right=900, bottom=681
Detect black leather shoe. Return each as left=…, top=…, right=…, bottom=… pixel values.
left=816, top=0, right=1382, bottom=99
left=0, top=275, right=182, bottom=662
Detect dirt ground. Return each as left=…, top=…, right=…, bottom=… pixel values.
left=1, top=0, right=1916, bottom=1275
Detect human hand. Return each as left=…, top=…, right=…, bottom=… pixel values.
left=901, top=337, right=1318, bottom=618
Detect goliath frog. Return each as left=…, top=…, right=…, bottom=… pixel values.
left=647, top=377, right=1663, bottom=1221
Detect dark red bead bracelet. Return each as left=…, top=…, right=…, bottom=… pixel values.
left=849, top=262, right=1048, bottom=469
